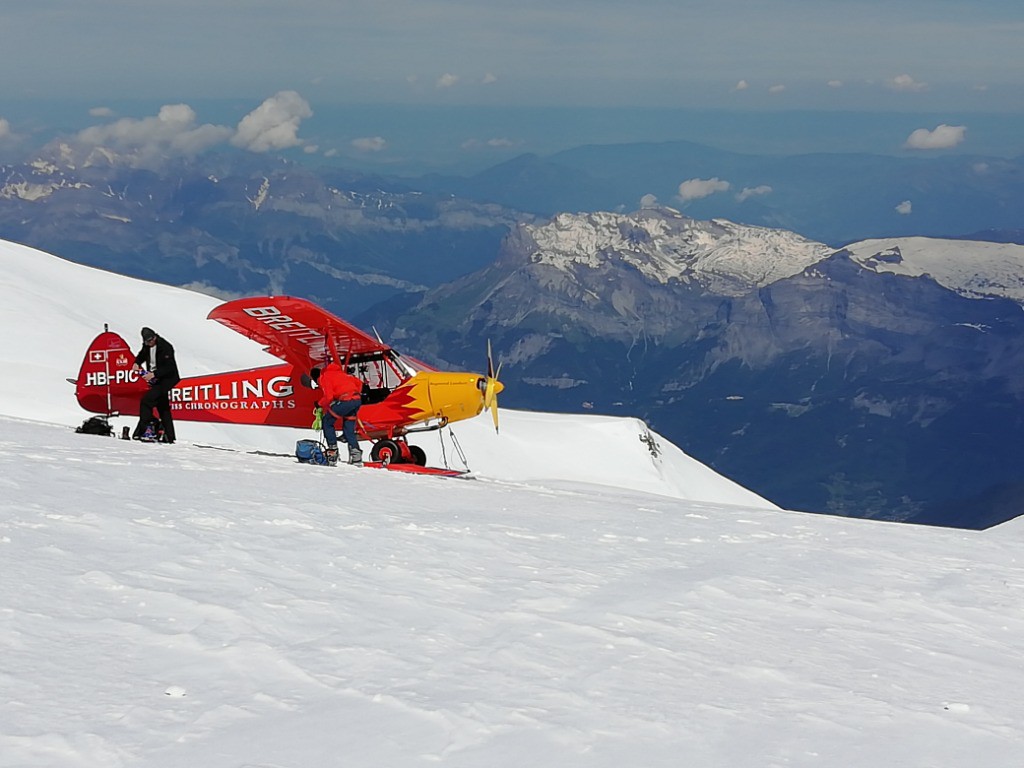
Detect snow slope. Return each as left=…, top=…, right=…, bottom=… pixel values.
left=845, top=236, right=1024, bottom=303
left=0, top=237, right=769, bottom=508
left=3, top=415, right=1024, bottom=767
left=3, top=239, right=1024, bottom=767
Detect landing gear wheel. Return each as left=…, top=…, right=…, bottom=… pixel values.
left=409, top=445, right=427, bottom=466
left=371, top=439, right=402, bottom=466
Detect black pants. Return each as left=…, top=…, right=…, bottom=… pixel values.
left=134, top=381, right=176, bottom=442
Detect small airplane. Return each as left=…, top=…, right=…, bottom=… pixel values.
left=72, top=296, right=504, bottom=469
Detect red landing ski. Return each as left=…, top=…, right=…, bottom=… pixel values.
left=362, top=462, right=469, bottom=478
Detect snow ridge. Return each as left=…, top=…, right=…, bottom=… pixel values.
left=523, top=210, right=1024, bottom=307
left=844, top=237, right=1024, bottom=304
left=526, top=208, right=834, bottom=296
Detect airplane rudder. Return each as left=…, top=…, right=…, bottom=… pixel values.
left=75, top=329, right=143, bottom=406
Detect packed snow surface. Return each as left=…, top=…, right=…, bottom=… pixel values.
left=2, top=238, right=1024, bottom=766
left=4, top=417, right=1024, bottom=767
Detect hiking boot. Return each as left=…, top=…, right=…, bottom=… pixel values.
left=325, top=447, right=339, bottom=466
left=348, top=447, right=363, bottom=466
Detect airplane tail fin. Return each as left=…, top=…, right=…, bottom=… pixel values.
left=73, top=328, right=147, bottom=416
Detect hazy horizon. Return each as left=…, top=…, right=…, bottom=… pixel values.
left=2, top=98, right=1023, bottom=177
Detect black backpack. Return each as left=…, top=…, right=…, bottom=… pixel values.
left=75, top=416, right=113, bottom=437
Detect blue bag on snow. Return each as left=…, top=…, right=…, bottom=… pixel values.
left=295, top=439, right=328, bottom=465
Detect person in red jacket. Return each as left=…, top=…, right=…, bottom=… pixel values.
left=318, top=362, right=364, bottom=465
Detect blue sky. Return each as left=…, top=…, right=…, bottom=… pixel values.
left=4, top=0, right=1022, bottom=110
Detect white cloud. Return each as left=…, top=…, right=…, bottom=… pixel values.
left=827, top=80, right=843, bottom=89
left=0, top=118, right=12, bottom=141
left=231, top=91, right=312, bottom=153
left=733, top=80, right=749, bottom=91
left=895, top=200, right=912, bottom=215
left=640, top=194, right=659, bottom=208
left=736, top=185, right=773, bottom=202
left=678, top=177, right=730, bottom=202
left=303, top=144, right=319, bottom=154
left=768, top=84, right=786, bottom=94
left=351, top=136, right=387, bottom=152
left=323, top=148, right=339, bottom=158
left=51, top=94, right=322, bottom=168
left=461, top=137, right=521, bottom=151
left=904, top=124, right=966, bottom=150
left=482, top=73, right=498, bottom=85
left=75, top=104, right=233, bottom=165
left=436, top=73, right=459, bottom=89
left=888, top=74, right=927, bottom=92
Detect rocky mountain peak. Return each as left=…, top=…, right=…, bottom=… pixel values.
left=519, top=208, right=834, bottom=296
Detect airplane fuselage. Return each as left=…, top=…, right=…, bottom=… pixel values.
left=72, top=296, right=504, bottom=456
left=76, top=346, right=492, bottom=440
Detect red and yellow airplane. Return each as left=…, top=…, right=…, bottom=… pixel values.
left=72, top=296, right=503, bottom=467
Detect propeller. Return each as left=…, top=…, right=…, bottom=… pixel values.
left=483, top=340, right=504, bottom=433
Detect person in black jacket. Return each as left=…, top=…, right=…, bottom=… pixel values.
left=131, top=327, right=181, bottom=443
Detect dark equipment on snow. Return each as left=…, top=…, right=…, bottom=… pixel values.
left=295, top=439, right=329, bottom=465
left=75, top=415, right=114, bottom=437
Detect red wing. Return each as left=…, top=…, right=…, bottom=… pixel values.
left=207, top=296, right=388, bottom=370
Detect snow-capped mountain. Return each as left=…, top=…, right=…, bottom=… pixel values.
left=0, top=236, right=770, bottom=509
left=522, top=209, right=1024, bottom=304
left=527, top=209, right=834, bottom=296
left=373, top=210, right=1024, bottom=526
left=844, top=236, right=1024, bottom=303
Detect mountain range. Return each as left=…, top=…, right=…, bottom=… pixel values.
left=0, top=145, right=520, bottom=315
left=366, top=208, right=1024, bottom=526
